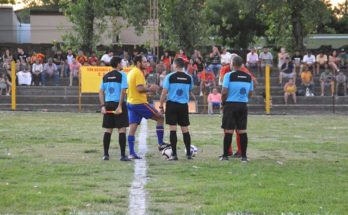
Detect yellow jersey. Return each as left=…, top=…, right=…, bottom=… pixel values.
left=127, top=67, right=148, bottom=104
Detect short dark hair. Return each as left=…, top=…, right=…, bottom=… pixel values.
left=133, top=55, right=144, bottom=65
left=174, top=58, right=185, bottom=69
left=232, top=56, right=243, bottom=67
left=110, top=56, right=122, bottom=68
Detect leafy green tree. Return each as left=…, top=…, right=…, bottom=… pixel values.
left=0, top=0, right=15, bottom=4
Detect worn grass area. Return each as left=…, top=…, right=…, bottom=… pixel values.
left=146, top=115, right=348, bottom=215
left=0, top=112, right=133, bottom=214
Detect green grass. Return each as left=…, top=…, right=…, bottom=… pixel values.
left=0, top=112, right=347, bottom=214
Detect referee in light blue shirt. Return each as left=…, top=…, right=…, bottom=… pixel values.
left=159, top=58, right=196, bottom=160
left=99, top=56, right=130, bottom=162
left=220, top=56, right=254, bottom=162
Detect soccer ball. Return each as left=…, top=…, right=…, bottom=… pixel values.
left=161, top=147, right=172, bottom=159
left=185, top=145, right=198, bottom=157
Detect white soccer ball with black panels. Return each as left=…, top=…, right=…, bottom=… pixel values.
left=185, top=145, right=198, bottom=157
left=161, top=147, right=173, bottom=159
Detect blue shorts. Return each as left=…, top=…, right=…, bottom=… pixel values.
left=127, top=103, right=158, bottom=124
left=212, top=102, right=220, bottom=108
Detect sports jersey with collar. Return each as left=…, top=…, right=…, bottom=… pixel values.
left=100, top=70, right=128, bottom=102
left=223, top=70, right=254, bottom=103
left=163, top=71, right=193, bottom=104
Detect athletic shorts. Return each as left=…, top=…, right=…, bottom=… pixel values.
left=212, top=102, right=220, bottom=108
left=165, top=101, right=190, bottom=126
left=127, top=103, right=158, bottom=124
left=221, top=102, right=248, bottom=130
left=103, top=102, right=129, bottom=129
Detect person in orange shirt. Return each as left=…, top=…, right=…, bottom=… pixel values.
left=76, top=50, right=88, bottom=65
left=31, top=51, right=45, bottom=64
left=300, top=65, right=314, bottom=96
left=284, top=78, right=297, bottom=104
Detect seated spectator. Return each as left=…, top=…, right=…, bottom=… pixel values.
left=42, top=58, right=59, bottom=86
left=279, top=57, right=295, bottom=86
left=65, top=48, right=75, bottom=77
left=17, top=64, right=32, bottom=86
left=32, top=59, right=43, bottom=86
left=161, top=51, right=172, bottom=71
left=69, top=58, right=81, bottom=86
left=300, top=65, right=314, bottom=96
left=53, top=50, right=66, bottom=77
left=88, top=51, right=99, bottom=65
left=246, top=47, right=259, bottom=75
left=2, top=49, right=13, bottom=62
left=0, top=73, right=6, bottom=95
left=174, top=49, right=189, bottom=63
left=209, top=46, right=221, bottom=77
left=31, top=50, right=45, bottom=64
left=159, top=70, right=167, bottom=88
left=198, top=67, right=215, bottom=96
left=278, top=47, right=289, bottom=69
left=100, top=50, right=113, bottom=66
left=207, top=88, right=222, bottom=115
left=329, top=50, right=340, bottom=74
left=121, top=53, right=130, bottom=68
left=291, top=50, right=303, bottom=74
left=187, top=58, right=198, bottom=84
left=5, top=64, right=12, bottom=96
left=259, top=47, right=273, bottom=77
left=336, top=71, right=347, bottom=96
left=316, top=51, right=328, bottom=75
left=320, top=64, right=334, bottom=96
left=156, top=61, right=166, bottom=84
left=338, top=49, right=348, bottom=71
left=76, top=50, right=88, bottom=65
left=283, top=78, right=297, bottom=104
left=302, top=50, right=316, bottom=73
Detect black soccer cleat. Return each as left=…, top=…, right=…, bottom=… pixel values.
left=232, top=152, right=242, bottom=158
left=158, top=143, right=171, bottom=151
left=167, top=155, right=178, bottom=161
left=241, top=157, right=248, bottom=163
left=102, top=155, right=109, bottom=160
left=120, top=155, right=132, bottom=162
left=186, top=154, right=193, bottom=160
left=219, top=155, right=229, bottom=161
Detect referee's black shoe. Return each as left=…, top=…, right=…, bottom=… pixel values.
left=219, top=155, right=229, bottom=161
left=158, top=143, right=171, bottom=151
left=120, top=155, right=131, bottom=162
left=241, top=157, right=248, bottom=163
left=167, top=155, right=178, bottom=161
left=102, top=155, right=109, bottom=160
left=186, top=154, right=193, bottom=160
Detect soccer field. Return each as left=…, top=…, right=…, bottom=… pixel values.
left=0, top=112, right=347, bottom=214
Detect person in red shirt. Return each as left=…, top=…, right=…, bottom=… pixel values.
left=161, top=51, right=172, bottom=71
left=88, top=51, right=99, bottom=65
left=76, top=50, right=88, bottom=65
left=174, top=49, right=189, bottom=63
left=198, top=67, right=215, bottom=96
left=31, top=51, right=45, bottom=64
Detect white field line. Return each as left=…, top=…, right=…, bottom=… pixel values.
left=128, top=119, right=148, bottom=215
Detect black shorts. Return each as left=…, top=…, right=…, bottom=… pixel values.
left=102, top=102, right=129, bottom=129
left=221, top=102, right=248, bottom=130
left=165, top=101, right=190, bottom=126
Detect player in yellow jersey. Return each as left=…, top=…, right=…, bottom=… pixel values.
left=127, top=55, right=169, bottom=159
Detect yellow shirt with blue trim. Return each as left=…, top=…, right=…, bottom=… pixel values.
left=127, top=67, right=148, bottom=104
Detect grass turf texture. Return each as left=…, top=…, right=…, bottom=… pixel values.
left=0, top=112, right=347, bottom=214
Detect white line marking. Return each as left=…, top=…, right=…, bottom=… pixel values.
left=128, top=119, right=148, bottom=215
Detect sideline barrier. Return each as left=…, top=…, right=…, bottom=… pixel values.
left=265, top=64, right=271, bottom=114
left=11, top=61, right=16, bottom=111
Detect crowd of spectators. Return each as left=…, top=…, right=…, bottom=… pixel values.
left=0, top=46, right=347, bottom=100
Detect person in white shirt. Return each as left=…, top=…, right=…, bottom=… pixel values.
left=65, top=48, right=75, bottom=77
left=220, top=47, right=232, bottom=65
left=32, top=59, right=43, bottom=86
left=259, top=47, right=273, bottom=76
left=278, top=47, right=289, bottom=69
left=302, top=51, right=316, bottom=71
left=101, top=50, right=113, bottom=66
left=246, top=47, right=259, bottom=75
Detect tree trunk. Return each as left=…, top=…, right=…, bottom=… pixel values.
left=82, top=0, right=95, bottom=52
left=291, top=1, right=304, bottom=51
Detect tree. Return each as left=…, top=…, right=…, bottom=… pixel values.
left=159, top=0, right=207, bottom=52
left=0, top=0, right=15, bottom=4
left=205, top=0, right=265, bottom=49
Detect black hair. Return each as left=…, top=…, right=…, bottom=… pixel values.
left=110, top=56, right=122, bottom=68
left=232, top=56, right=243, bottom=67
left=133, top=55, right=144, bottom=65
left=173, top=57, right=185, bottom=69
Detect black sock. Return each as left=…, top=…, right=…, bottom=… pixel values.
left=239, top=133, right=248, bottom=158
left=119, top=133, right=126, bottom=157
left=223, top=133, right=233, bottom=157
left=183, top=132, right=191, bottom=156
left=103, top=132, right=111, bottom=156
left=170, top=131, right=177, bottom=156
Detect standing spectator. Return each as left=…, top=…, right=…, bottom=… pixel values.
left=174, top=49, right=189, bottom=63
left=209, top=46, right=221, bottom=77
left=16, top=48, right=28, bottom=62
left=0, top=73, right=6, bottom=95
left=336, top=71, right=347, bottom=96
left=42, top=58, right=59, bottom=86
left=65, top=48, right=75, bottom=77
left=320, top=64, right=334, bottom=96
left=101, top=50, right=113, bottom=66
left=207, top=88, right=222, bottom=115
left=279, top=57, right=295, bottom=86
left=259, top=47, right=273, bottom=77
left=316, top=51, right=328, bottom=75
left=76, top=50, right=88, bottom=65
left=17, top=64, right=32, bottom=86
left=220, top=56, right=253, bottom=162
left=121, top=53, right=130, bottom=68
left=156, top=61, right=166, bottom=85
left=302, top=50, right=316, bottom=72
left=291, top=50, right=303, bottom=74
left=220, top=47, right=232, bottom=66
left=329, top=50, right=340, bottom=74
left=159, top=70, right=167, bottom=88
left=187, top=59, right=197, bottom=78
left=32, top=59, right=43, bottom=86
left=53, top=50, right=66, bottom=77
left=277, top=47, right=289, bottom=69
left=300, top=65, right=314, bottom=96
left=161, top=51, right=172, bottom=71
left=69, top=58, right=81, bottom=86
left=198, top=67, right=215, bottom=96
left=88, top=51, right=99, bottom=65
left=283, top=78, right=297, bottom=104
left=246, top=47, right=259, bottom=75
